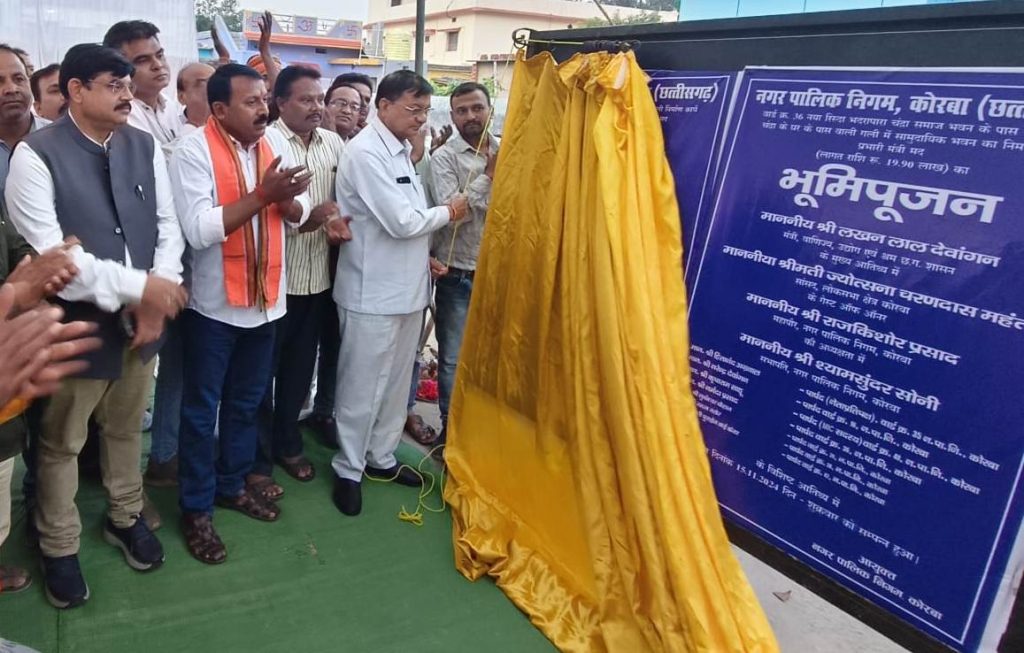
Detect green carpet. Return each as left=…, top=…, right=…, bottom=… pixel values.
left=0, top=435, right=555, bottom=653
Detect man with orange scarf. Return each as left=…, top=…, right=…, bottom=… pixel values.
left=170, top=63, right=311, bottom=565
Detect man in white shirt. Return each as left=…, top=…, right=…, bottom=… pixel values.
left=170, top=63, right=311, bottom=564
left=248, top=66, right=350, bottom=499
left=332, top=70, right=468, bottom=516
left=0, top=44, right=48, bottom=201
left=175, top=62, right=214, bottom=138
left=139, top=61, right=216, bottom=494
left=6, top=44, right=187, bottom=608
left=104, top=21, right=179, bottom=153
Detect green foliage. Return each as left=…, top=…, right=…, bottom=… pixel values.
left=580, top=11, right=664, bottom=28
left=195, top=0, right=242, bottom=33
left=433, top=77, right=501, bottom=98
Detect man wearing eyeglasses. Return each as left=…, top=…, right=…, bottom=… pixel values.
left=325, top=83, right=363, bottom=142
left=330, top=70, right=468, bottom=516
left=5, top=44, right=186, bottom=608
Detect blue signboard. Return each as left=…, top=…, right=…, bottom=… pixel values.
left=681, top=68, right=1024, bottom=652
left=646, top=71, right=735, bottom=293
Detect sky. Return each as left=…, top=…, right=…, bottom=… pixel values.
left=240, top=0, right=370, bottom=21
left=680, top=0, right=981, bottom=21
left=237, top=0, right=982, bottom=24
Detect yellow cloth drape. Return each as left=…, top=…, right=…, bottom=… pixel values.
left=444, top=51, right=779, bottom=653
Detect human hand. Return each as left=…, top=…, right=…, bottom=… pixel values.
left=0, top=285, right=100, bottom=405
left=484, top=149, right=497, bottom=179
left=430, top=125, right=453, bottom=154
left=258, top=10, right=274, bottom=54
left=259, top=156, right=313, bottom=205
left=127, top=304, right=165, bottom=349
left=19, top=319, right=101, bottom=399
left=300, top=201, right=341, bottom=233
left=140, top=275, right=187, bottom=320
left=429, top=257, right=448, bottom=279
left=448, top=194, right=469, bottom=222
left=324, top=216, right=353, bottom=245
left=410, top=126, right=427, bottom=164
left=6, top=237, right=80, bottom=312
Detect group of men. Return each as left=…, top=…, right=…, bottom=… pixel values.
left=0, top=18, right=496, bottom=610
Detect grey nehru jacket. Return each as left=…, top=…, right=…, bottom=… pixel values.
left=23, top=116, right=161, bottom=379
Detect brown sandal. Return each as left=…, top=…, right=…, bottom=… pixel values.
left=0, top=565, right=32, bottom=594
left=276, top=455, right=316, bottom=482
left=246, top=475, right=284, bottom=501
left=216, top=488, right=281, bottom=522
left=405, top=413, right=438, bottom=445
left=181, top=514, right=227, bottom=565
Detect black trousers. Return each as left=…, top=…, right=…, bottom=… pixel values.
left=253, top=291, right=328, bottom=476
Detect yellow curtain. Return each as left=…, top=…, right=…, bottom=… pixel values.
left=444, top=51, right=779, bottom=653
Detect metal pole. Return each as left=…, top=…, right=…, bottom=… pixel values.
left=415, top=0, right=426, bottom=76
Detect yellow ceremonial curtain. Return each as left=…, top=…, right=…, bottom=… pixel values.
left=444, top=51, right=779, bottom=653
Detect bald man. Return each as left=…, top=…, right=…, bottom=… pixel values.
left=176, top=62, right=215, bottom=137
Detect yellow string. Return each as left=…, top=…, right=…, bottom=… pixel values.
left=362, top=444, right=448, bottom=526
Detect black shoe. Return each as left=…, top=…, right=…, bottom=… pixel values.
left=41, top=554, right=89, bottom=609
left=332, top=477, right=362, bottom=516
left=365, top=464, right=421, bottom=487
left=302, top=414, right=338, bottom=450
left=103, top=516, right=165, bottom=572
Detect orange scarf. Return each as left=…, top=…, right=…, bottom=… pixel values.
left=0, top=398, right=28, bottom=425
left=204, top=117, right=283, bottom=308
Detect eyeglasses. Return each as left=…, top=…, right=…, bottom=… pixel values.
left=329, top=99, right=361, bottom=112
left=398, top=104, right=432, bottom=118
left=84, top=79, right=135, bottom=95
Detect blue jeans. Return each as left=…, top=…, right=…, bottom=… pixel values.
left=149, top=318, right=184, bottom=464
left=434, top=272, right=473, bottom=434
left=178, top=310, right=277, bottom=515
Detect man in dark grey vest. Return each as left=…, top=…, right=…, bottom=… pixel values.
left=5, top=44, right=186, bottom=609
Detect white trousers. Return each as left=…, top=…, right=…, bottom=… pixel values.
left=332, top=308, right=421, bottom=482
left=0, top=456, right=14, bottom=553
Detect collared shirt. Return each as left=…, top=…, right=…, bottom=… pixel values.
left=128, top=94, right=180, bottom=158
left=177, top=109, right=201, bottom=139
left=169, top=124, right=311, bottom=327
left=335, top=117, right=450, bottom=315
left=429, top=132, right=498, bottom=270
left=270, top=120, right=344, bottom=295
left=5, top=113, right=184, bottom=312
left=0, top=114, right=49, bottom=203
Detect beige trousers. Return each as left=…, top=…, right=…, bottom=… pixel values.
left=0, top=456, right=13, bottom=556
left=35, top=347, right=155, bottom=557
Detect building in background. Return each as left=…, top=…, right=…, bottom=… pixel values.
left=238, top=11, right=385, bottom=84
left=364, top=0, right=679, bottom=96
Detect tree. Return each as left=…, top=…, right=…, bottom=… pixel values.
left=601, top=0, right=679, bottom=9
left=579, top=10, right=664, bottom=28
left=195, top=0, right=242, bottom=33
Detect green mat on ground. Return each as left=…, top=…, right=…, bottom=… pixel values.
left=0, top=435, right=555, bottom=653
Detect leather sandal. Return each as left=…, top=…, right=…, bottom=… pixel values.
left=0, top=565, right=32, bottom=594
left=181, top=514, right=227, bottom=565
left=404, top=413, right=438, bottom=445
left=276, top=455, right=316, bottom=482
left=216, top=488, right=281, bottom=522
left=246, top=475, right=284, bottom=502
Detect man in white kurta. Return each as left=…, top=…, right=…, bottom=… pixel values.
left=331, top=70, right=467, bottom=516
